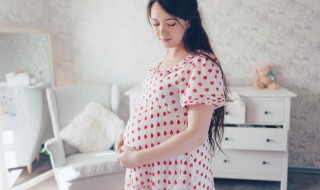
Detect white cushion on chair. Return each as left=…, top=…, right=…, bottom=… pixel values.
left=59, top=101, right=125, bottom=153
left=54, top=150, right=124, bottom=181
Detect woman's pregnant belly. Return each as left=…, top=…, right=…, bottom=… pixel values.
left=123, top=110, right=187, bottom=151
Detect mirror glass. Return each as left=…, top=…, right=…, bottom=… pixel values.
left=0, top=27, right=54, bottom=189
left=0, top=32, right=52, bottom=84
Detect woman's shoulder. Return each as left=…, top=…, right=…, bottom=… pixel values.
left=188, top=50, right=220, bottom=67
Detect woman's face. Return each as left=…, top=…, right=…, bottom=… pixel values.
left=150, top=2, right=188, bottom=49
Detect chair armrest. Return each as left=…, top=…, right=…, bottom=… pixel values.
left=46, top=88, right=62, bottom=137
left=45, top=137, right=66, bottom=168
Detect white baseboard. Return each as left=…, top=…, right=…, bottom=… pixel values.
left=11, top=169, right=53, bottom=190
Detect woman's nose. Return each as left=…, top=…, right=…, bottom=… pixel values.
left=159, top=24, right=168, bottom=36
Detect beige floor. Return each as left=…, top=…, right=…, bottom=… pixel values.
left=27, top=176, right=58, bottom=190
left=27, top=171, right=320, bottom=190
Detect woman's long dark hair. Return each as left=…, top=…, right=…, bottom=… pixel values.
left=147, top=0, right=228, bottom=153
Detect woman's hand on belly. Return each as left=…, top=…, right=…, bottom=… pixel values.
left=115, top=130, right=124, bottom=165
left=117, top=145, right=140, bottom=169
left=115, top=130, right=124, bottom=151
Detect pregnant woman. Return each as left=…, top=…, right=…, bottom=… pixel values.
left=117, top=0, right=227, bottom=189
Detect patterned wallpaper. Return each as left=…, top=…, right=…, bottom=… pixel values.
left=0, top=0, right=319, bottom=168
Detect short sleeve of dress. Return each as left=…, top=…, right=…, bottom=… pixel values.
left=179, top=54, right=226, bottom=110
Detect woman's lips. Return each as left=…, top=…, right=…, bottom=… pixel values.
left=163, top=38, right=171, bottom=42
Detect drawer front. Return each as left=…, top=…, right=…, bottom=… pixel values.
left=224, top=101, right=245, bottom=124
left=246, top=98, right=285, bottom=125
left=222, top=127, right=288, bottom=151
left=213, top=150, right=283, bottom=179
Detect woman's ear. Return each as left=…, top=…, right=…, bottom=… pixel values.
left=186, top=21, right=191, bottom=29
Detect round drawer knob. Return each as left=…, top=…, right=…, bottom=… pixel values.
left=264, top=111, right=269, bottom=114
left=224, top=159, right=228, bottom=163
left=266, top=138, right=270, bottom=142
left=225, top=137, right=229, bottom=141
left=262, top=161, right=267, bottom=165
left=225, top=112, right=229, bottom=115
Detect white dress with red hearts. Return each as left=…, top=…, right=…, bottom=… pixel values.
left=123, top=52, right=225, bottom=190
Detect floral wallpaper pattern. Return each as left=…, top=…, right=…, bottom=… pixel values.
left=0, top=0, right=319, bottom=168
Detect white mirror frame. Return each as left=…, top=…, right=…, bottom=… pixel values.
left=0, top=26, right=55, bottom=190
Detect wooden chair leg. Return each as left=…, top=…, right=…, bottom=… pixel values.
left=27, top=164, right=32, bottom=174
left=36, top=153, right=40, bottom=161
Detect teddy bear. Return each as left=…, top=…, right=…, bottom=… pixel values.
left=253, top=64, right=280, bottom=89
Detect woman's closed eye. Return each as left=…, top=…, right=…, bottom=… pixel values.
left=151, top=21, right=177, bottom=27
left=152, top=22, right=160, bottom=26
left=167, top=21, right=176, bottom=26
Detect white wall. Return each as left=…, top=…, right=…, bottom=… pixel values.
left=1, top=0, right=319, bottom=168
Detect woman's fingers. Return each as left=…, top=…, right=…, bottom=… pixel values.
left=119, top=139, right=124, bottom=147
left=116, top=131, right=124, bottom=151
left=119, top=131, right=124, bottom=141
left=116, top=139, right=122, bottom=151
left=116, top=149, right=123, bottom=167
left=116, top=132, right=125, bottom=168
left=116, top=139, right=124, bottom=152
left=116, top=149, right=125, bottom=168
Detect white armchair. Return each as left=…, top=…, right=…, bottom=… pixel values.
left=45, top=84, right=125, bottom=190
left=1, top=83, right=51, bottom=174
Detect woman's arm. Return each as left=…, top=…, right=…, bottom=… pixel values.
left=136, top=104, right=215, bottom=166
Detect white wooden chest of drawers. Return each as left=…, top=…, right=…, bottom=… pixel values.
left=125, top=86, right=296, bottom=190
